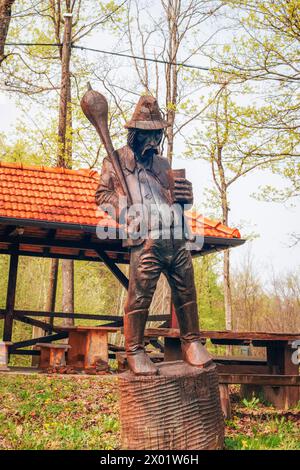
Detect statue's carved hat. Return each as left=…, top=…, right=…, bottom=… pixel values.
left=124, top=95, right=169, bottom=130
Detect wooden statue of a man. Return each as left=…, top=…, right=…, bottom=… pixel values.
left=95, top=96, right=212, bottom=376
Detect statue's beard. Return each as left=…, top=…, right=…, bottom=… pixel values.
left=140, top=144, right=159, bottom=159
left=128, top=128, right=163, bottom=159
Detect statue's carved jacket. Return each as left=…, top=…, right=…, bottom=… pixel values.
left=95, top=145, right=194, bottom=247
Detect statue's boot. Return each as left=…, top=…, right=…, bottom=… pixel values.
left=124, top=309, right=159, bottom=376
left=176, top=301, right=213, bottom=368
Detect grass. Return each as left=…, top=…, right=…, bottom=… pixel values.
left=0, top=374, right=119, bottom=450
left=0, top=374, right=299, bottom=450
left=225, top=416, right=300, bottom=450
left=225, top=390, right=300, bottom=450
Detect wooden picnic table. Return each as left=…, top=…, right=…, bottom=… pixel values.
left=56, top=326, right=120, bottom=370
left=144, top=328, right=300, bottom=410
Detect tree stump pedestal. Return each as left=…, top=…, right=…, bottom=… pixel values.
left=118, top=361, right=224, bottom=450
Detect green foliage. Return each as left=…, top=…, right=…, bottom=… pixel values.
left=60, top=260, right=125, bottom=321
left=189, top=85, right=290, bottom=194
left=225, top=413, right=300, bottom=450
left=0, top=256, right=9, bottom=309
left=193, top=254, right=225, bottom=330
left=0, top=375, right=119, bottom=450
left=0, top=134, right=45, bottom=166
left=242, top=397, right=260, bottom=410
left=1, top=0, right=128, bottom=170
left=217, top=0, right=300, bottom=203
left=225, top=432, right=300, bottom=451
left=254, top=160, right=300, bottom=203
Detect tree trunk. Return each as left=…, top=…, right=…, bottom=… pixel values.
left=216, top=144, right=233, bottom=333
left=0, top=0, right=15, bottom=65
left=62, top=258, right=74, bottom=327
left=165, top=0, right=179, bottom=164
left=222, top=197, right=233, bottom=332
left=57, top=11, right=73, bottom=168
left=223, top=249, right=232, bottom=330
left=221, top=191, right=233, bottom=355
left=57, top=11, right=74, bottom=327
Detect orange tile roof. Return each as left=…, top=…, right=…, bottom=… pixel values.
left=0, top=161, right=241, bottom=239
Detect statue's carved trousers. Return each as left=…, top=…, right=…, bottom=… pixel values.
left=124, top=233, right=201, bottom=356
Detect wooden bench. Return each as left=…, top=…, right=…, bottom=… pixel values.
left=36, top=343, right=71, bottom=370
left=219, top=373, right=300, bottom=418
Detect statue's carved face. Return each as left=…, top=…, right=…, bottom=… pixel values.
left=131, top=129, right=163, bottom=160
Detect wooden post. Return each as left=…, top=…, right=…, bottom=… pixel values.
left=164, top=337, right=182, bottom=361
left=62, top=257, right=74, bottom=327
left=170, top=302, right=178, bottom=328
left=0, top=341, right=12, bottom=371
left=3, top=254, right=19, bottom=342
left=164, top=302, right=182, bottom=361
left=47, top=258, right=58, bottom=334
left=219, top=384, right=232, bottom=419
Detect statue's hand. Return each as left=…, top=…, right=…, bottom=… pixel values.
left=173, top=177, right=193, bottom=205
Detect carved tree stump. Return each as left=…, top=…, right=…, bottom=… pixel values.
left=118, top=361, right=224, bottom=450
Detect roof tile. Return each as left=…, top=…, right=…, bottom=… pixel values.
left=0, top=162, right=241, bottom=239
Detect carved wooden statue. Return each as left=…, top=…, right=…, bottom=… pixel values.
left=81, top=89, right=212, bottom=376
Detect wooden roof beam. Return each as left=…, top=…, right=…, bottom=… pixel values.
left=94, top=247, right=129, bottom=290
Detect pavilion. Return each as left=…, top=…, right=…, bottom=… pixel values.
left=0, top=161, right=244, bottom=355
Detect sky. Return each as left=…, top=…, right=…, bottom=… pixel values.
left=0, top=0, right=299, bottom=283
